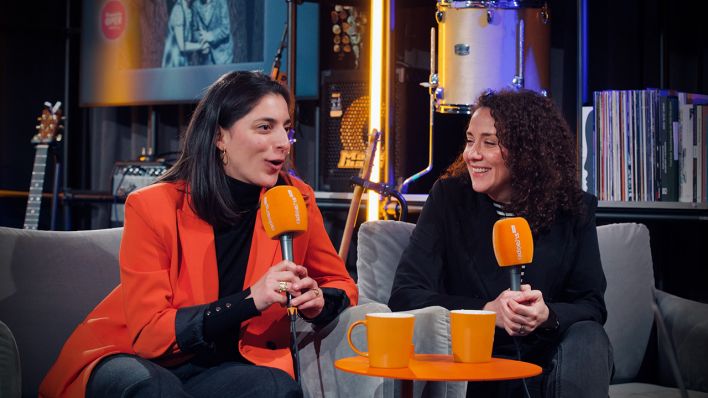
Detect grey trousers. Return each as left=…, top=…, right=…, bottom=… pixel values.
left=86, top=354, right=303, bottom=398
left=466, top=320, right=613, bottom=398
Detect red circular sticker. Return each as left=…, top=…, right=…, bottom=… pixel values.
left=100, top=0, right=126, bottom=40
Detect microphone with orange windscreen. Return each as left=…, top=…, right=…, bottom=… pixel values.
left=492, top=217, right=534, bottom=291
left=261, top=185, right=308, bottom=262
left=260, top=185, right=309, bottom=383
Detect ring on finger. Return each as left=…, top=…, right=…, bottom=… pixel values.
left=519, top=325, right=525, bottom=334
left=312, top=288, right=320, bottom=297
left=278, top=281, right=288, bottom=293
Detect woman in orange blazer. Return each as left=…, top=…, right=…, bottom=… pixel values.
left=40, top=71, right=358, bottom=398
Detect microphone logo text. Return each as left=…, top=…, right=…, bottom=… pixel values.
left=511, top=224, right=522, bottom=261
left=287, top=189, right=302, bottom=225
left=262, top=197, right=275, bottom=231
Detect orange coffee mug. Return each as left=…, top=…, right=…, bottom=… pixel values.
left=450, top=309, right=496, bottom=363
left=346, top=312, right=415, bottom=368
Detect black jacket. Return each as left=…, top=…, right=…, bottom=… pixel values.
left=389, top=176, right=607, bottom=352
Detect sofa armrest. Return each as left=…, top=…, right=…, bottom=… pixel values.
left=401, top=306, right=451, bottom=356
left=297, top=302, right=392, bottom=398
left=400, top=306, right=466, bottom=398
left=654, top=289, right=708, bottom=393
left=0, top=320, right=21, bottom=398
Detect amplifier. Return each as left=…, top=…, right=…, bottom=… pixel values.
left=111, top=161, right=168, bottom=224
left=319, top=70, right=369, bottom=192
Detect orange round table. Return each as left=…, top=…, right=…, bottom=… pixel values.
left=335, top=354, right=542, bottom=398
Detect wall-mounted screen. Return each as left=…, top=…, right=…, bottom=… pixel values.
left=80, top=0, right=318, bottom=106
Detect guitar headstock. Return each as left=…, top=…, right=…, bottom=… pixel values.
left=32, top=102, right=63, bottom=145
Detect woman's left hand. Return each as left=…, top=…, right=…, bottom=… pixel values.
left=289, top=269, right=324, bottom=319
left=507, top=284, right=550, bottom=336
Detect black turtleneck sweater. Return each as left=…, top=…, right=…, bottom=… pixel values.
left=213, top=176, right=261, bottom=298
left=195, top=177, right=262, bottom=363
left=197, top=176, right=350, bottom=364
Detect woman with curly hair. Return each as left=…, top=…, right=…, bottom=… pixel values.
left=389, top=89, right=611, bottom=397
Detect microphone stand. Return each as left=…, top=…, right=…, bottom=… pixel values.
left=270, top=22, right=288, bottom=82
left=349, top=176, right=409, bottom=222
left=285, top=0, right=300, bottom=98
left=279, top=234, right=301, bottom=385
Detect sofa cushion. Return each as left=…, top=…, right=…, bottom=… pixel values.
left=597, top=223, right=655, bottom=383
left=356, top=221, right=415, bottom=305
left=655, top=289, right=708, bottom=392
left=0, top=320, right=21, bottom=398
left=0, top=227, right=122, bottom=396
left=609, top=382, right=708, bottom=398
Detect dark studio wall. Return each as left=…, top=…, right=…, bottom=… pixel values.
left=0, top=1, right=83, bottom=229
left=586, top=0, right=708, bottom=97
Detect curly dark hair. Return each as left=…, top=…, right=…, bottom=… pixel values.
left=444, top=89, right=583, bottom=234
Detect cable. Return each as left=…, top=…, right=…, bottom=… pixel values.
left=513, top=336, right=532, bottom=398
left=286, top=299, right=301, bottom=385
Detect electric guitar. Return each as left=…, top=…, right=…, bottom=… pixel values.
left=338, top=129, right=381, bottom=260
left=24, top=102, right=63, bottom=230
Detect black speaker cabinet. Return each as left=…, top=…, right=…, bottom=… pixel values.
left=318, top=70, right=369, bottom=192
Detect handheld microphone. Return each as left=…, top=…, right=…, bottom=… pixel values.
left=260, top=185, right=308, bottom=384
left=260, top=185, right=308, bottom=263
left=492, top=217, right=534, bottom=291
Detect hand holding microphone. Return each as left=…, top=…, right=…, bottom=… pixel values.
left=492, top=217, right=533, bottom=291
left=248, top=261, right=306, bottom=311
left=259, top=185, right=319, bottom=383
left=258, top=186, right=324, bottom=318
left=486, top=217, right=548, bottom=336
left=508, top=284, right=550, bottom=333
left=289, top=270, right=325, bottom=319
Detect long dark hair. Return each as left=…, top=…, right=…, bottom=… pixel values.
left=160, top=71, right=291, bottom=226
left=444, top=89, right=583, bottom=234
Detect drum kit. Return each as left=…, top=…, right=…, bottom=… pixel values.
left=401, top=0, right=551, bottom=191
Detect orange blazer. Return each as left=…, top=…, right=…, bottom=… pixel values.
left=39, top=177, right=358, bottom=398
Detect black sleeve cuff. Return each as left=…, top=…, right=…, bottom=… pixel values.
left=538, top=307, right=560, bottom=334
left=202, top=288, right=260, bottom=344
left=175, top=289, right=261, bottom=353
left=300, top=287, right=350, bottom=327
left=175, top=304, right=210, bottom=353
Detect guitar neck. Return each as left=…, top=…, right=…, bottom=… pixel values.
left=23, top=144, right=49, bottom=230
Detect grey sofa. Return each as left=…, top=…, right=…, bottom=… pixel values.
left=598, top=223, right=708, bottom=398
left=356, top=220, right=464, bottom=398
left=355, top=220, right=708, bottom=398
left=0, top=226, right=387, bottom=398
left=0, top=319, right=21, bottom=398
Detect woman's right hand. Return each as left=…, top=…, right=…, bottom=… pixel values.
left=483, top=289, right=527, bottom=336
left=248, top=261, right=306, bottom=311
left=484, top=284, right=549, bottom=336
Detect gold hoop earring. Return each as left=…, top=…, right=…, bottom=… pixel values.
left=221, top=148, right=228, bottom=166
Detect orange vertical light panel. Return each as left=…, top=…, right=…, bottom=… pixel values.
left=367, top=0, right=384, bottom=221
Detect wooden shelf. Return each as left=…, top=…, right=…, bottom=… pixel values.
left=599, top=201, right=708, bottom=210
left=314, top=191, right=426, bottom=213
left=597, top=201, right=708, bottom=221
left=314, top=192, right=708, bottom=220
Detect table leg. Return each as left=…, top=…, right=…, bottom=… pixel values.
left=401, top=380, right=413, bottom=398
